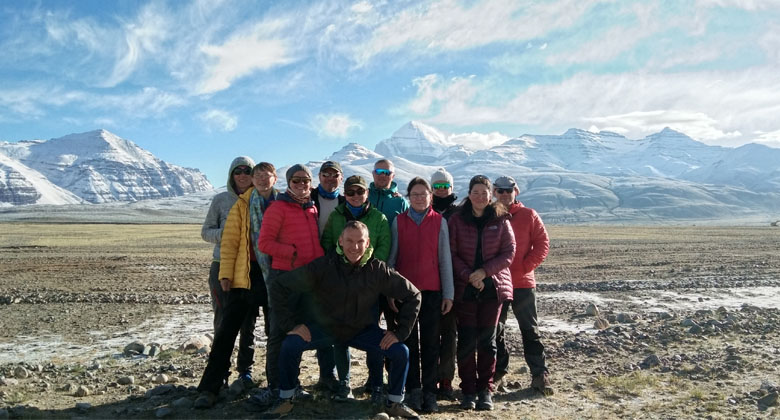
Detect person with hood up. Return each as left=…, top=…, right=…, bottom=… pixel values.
left=368, top=159, right=408, bottom=226
left=491, top=175, right=552, bottom=396
left=194, top=162, right=279, bottom=408
left=250, top=164, right=325, bottom=408
left=448, top=175, right=516, bottom=411
left=200, top=156, right=254, bottom=385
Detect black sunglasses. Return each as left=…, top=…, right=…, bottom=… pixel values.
left=345, top=188, right=366, bottom=197
left=232, top=166, right=251, bottom=176
left=496, top=188, right=514, bottom=194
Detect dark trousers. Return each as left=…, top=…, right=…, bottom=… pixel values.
left=437, top=307, right=457, bottom=383
left=266, top=269, right=335, bottom=390
left=455, top=298, right=502, bottom=395
left=279, top=324, right=409, bottom=401
left=404, top=291, right=441, bottom=393
left=495, top=288, right=547, bottom=378
left=208, top=261, right=225, bottom=333
left=197, top=261, right=268, bottom=395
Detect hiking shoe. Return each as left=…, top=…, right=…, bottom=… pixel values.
left=193, top=391, right=217, bottom=409
left=385, top=401, right=420, bottom=419
left=403, top=387, right=422, bottom=411
left=293, top=384, right=313, bottom=401
left=421, top=391, right=439, bottom=413
left=476, top=389, right=493, bottom=411
left=531, top=372, right=554, bottom=396
left=369, top=386, right=385, bottom=407
left=460, top=393, right=476, bottom=410
left=246, top=387, right=279, bottom=410
left=314, top=375, right=339, bottom=393
left=332, top=380, right=353, bottom=402
left=261, top=397, right=293, bottom=419
left=437, top=379, right=456, bottom=401
left=238, top=372, right=255, bottom=389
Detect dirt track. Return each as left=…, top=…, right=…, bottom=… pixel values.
left=0, top=223, right=778, bottom=418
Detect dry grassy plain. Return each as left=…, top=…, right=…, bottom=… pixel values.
left=0, top=223, right=778, bottom=419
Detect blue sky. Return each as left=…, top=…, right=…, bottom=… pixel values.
left=2, top=0, right=780, bottom=185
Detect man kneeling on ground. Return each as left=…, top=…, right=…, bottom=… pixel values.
left=261, top=220, right=421, bottom=419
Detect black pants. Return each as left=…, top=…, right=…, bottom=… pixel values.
left=495, top=288, right=547, bottom=378
left=402, top=291, right=442, bottom=393
left=437, top=307, right=457, bottom=383
left=198, top=260, right=268, bottom=394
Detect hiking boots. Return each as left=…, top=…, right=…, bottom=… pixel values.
left=261, top=397, right=294, bottom=419
left=460, top=393, right=477, bottom=410
left=193, top=391, right=217, bottom=409
left=369, top=386, right=385, bottom=407
left=437, top=379, right=456, bottom=401
left=314, top=375, right=339, bottom=394
left=238, top=372, right=255, bottom=389
left=476, top=389, right=493, bottom=411
left=246, top=387, right=279, bottom=410
left=403, top=387, right=423, bottom=411
left=332, top=380, right=354, bottom=402
left=531, top=372, right=554, bottom=396
left=421, top=391, right=439, bottom=413
left=385, top=401, right=420, bottom=419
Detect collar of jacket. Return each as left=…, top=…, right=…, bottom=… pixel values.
left=336, top=242, right=375, bottom=267
left=433, top=194, right=457, bottom=211
left=369, top=181, right=398, bottom=195
left=278, top=191, right=315, bottom=209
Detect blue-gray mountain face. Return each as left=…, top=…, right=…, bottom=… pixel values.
left=0, top=130, right=213, bottom=206
left=306, top=122, right=780, bottom=223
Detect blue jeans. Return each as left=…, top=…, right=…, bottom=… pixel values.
left=279, top=324, right=409, bottom=402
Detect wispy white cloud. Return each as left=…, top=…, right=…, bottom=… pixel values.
left=449, top=131, right=510, bottom=150
left=313, top=114, right=362, bottom=138
left=199, top=109, right=238, bottom=132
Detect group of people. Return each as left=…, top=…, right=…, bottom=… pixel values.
left=196, top=156, right=552, bottom=418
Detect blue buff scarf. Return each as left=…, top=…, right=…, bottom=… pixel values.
left=317, top=184, right=339, bottom=200
left=346, top=202, right=365, bottom=218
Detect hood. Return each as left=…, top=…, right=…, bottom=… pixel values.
left=227, top=156, right=255, bottom=196
left=336, top=242, right=375, bottom=267
left=508, top=200, right=526, bottom=215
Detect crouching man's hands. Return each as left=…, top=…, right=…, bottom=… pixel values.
left=288, top=324, right=311, bottom=342
left=380, top=331, right=399, bottom=350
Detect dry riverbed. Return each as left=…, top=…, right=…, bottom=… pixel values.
left=0, top=223, right=778, bottom=419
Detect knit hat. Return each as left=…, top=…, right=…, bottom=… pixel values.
left=320, top=160, right=342, bottom=174
left=344, top=175, right=368, bottom=190
left=286, top=164, right=313, bottom=183
left=430, top=167, right=454, bottom=186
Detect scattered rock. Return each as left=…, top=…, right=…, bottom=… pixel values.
left=88, top=362, right=102, bottom=370
left=519, top=366, right=528, bottom=374
left=179, top=335, right=211, bottom=353
left=758, top=392, right=778, bottom=408
left=118, top=376, right=135, bottom=385
left=124, top=341, right=146, bottom=356
left=155, top=407, right=174, bottom=418
left=74, top=385, right=91, bottom=397
left=172, top=397, right=192, bottom=409
left=594, top=318, right=610, bottom=330
left=147, top=384, right=175, bottom=396
left=152, top=374, right=169, bottom=384
left=585, top=303, right=600, bottom=317
left=640, top=354, right=661, bottom=369
left=75, top=402, right=92, bottom=411
left=681, top=318, right=698, bottom=327
left=616, top=313, right=634, bottom=323
left=13, top=366, right=30, bottom=379
left=373, top=413, right=391, bottom=420
left=148, top=344, right=163, bottom=357
left=0, top=377, right=19, bottom=387
left=688, top=325, right=703, bottom=334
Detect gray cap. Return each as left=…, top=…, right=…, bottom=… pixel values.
left=286, top=164, right=313, bottom=183
left=494, top=175, right=517, bottom=189
left=320, top=160, right=342, bottom=174
left=430, top=167, right=454, bottom=186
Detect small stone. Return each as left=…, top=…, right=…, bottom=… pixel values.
left=594, top=318, right=610, bottom=330
left=148, top=384, right=175, bottom=396
left=640, top=354, right=661, bottom=369
left=155, top=407, right=174, bottom=418
left=148, top=345, right=162, bottom=357
left=616, top=313, right=634, bottom=323
left=373, top=413, right=391, bottom=420
left=172, top=397, right=192, bottom=409
left=124, top=341, right=146, bottom=356
left=688, top=325, right=703, bottom=334
left=758, top=392, right=778, bottom=408
left=152, top=374, right=169, bottom=384
left=518, top=366, right=528, bottom=374
left=681, top=318, right=698, bottom=327
left=118, top=376, right=135, bottom=385
left=88, top=362, right=101, bottom=371
left=656, top=311, right=673, bottom=320
left=0, top=377, right=19, bottom=386
left=74, top=385, right=91, bottom=397
left=178, top=336, right=211, bottom=353
left=14, top=366, right=30, bottom=379
left=75, top=402, right=92, bottom=411
left=585, top=303, right=599, bottom=317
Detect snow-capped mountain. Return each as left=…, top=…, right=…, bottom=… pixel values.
left=295, top=121, right=780, bottom=223
left=0, top=130, right=212, bottom=206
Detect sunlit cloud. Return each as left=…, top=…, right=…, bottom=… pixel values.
left=448, top=131, right=510, bottom=150
left=313, top=114, right=362, bottom=138
left=199, top=109, right=238, bottom=132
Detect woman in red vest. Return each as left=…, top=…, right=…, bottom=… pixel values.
left=447, top=175, right=516, bottom=411
left=387, top=177, right=454, bottom=414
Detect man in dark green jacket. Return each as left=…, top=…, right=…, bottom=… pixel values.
left=260, top=221, right=421, bottom=419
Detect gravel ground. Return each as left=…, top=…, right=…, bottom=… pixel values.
left=0, top=223, right=778, bottom=419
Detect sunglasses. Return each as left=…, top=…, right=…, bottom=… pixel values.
left=373, top=168, right=392, bottom=176
left=232, top=166, right=251, bottom=176
left=320, top=171, right=341, bottom=178
left=432, top=183, right=451, bottom=190
left=290, top=177, right=311, bottom=185
left=345, top=188, right=366, bottom=197
left=496, top=188, right=514, bottom=194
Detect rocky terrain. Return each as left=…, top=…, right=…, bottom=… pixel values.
left=0, top=223, right=778, bottom=419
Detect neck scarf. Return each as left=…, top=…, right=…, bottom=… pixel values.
left=346, top=201, right=365, bottom=218
left=317, top=184, right=339, bottom=200
left=286, top=187, right=311, bottom=206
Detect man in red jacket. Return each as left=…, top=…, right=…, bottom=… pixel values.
left=492, top=175, right=553, bottom=396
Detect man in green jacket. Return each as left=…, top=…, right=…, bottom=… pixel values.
left=322, top=175, right=391, bottom=262
left=368, top=159, right=408, bottom=226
